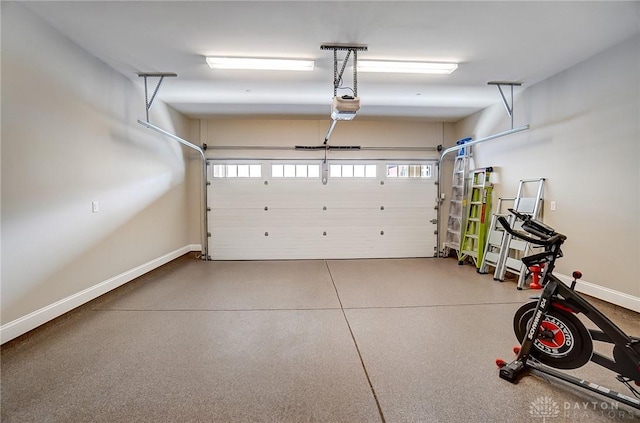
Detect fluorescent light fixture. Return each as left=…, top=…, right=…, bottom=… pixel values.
left=358, top=60, right=458, bottom=74
left=206, top=57, right=314, bottom=71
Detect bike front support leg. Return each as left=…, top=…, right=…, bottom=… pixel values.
left=499, top=279, right=558, bottom=383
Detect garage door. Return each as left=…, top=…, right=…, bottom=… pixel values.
left=207, top=160, right=437, bottom=260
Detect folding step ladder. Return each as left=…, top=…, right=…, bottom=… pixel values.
left=459, top=167, right=493, bottom=268
left=444, top=138, right=473, bottom=257
left=478, top=197, right=517, bottom=276
left=479, top=178, right=545, bottom=287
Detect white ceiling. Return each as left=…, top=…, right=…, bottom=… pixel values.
left=23, top=1, right=640, bottom=122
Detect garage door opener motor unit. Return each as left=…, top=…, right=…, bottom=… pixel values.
left=320, top=44, right=367, bottom=142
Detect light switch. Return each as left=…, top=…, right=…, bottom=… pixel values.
left=92, top=201, right=99, bottom=213
left=550, top=201, right=556, bottom=211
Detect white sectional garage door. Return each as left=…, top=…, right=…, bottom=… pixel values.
left=207, top=160, right=437, bottom=260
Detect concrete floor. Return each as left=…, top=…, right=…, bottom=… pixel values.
left=2, top=255, right=639, bottom=422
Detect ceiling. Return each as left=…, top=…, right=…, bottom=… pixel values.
left=23, top=1, right=640, bottom=122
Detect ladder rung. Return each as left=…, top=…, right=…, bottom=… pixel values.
left=483, top=252, right=500, bottom=263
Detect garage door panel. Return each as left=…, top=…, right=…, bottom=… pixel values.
left=319, top=207, right=436, bottom=227
left=210, top=226, right=435, bottom=260
left=210, top=227, right=324, bottom=260
left=210, top=182, right=326, bottom=209
left=210, top=187, right=435, bottom=209
left=211, top=207, right=436, bottom=229
left=265, top=181, right=385, bottom=209
left=373, top=227, right=437, bottom=257
left=209, top=180, right=436, bottom=208
left=211, top=208, right=327, bottom=228
left=377, top=184, right=437, bottom=207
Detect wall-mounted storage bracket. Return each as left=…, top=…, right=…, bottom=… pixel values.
left=487, top=81, right=522, bottom=129
left=137, top=72, right=177, bottom=122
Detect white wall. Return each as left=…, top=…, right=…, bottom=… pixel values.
left=452, top=34, right=640, bottom=310
left=200, top=118, right=448, bottom=160
left=1, top=2, right=198, bottom=341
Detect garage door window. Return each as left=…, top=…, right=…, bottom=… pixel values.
left=271, top=164, right=320, bottom=178
left=330, top=164, right=377, bottom=178
left=212, top=164, right=262, bottom=178
left=386, top=164, right=432, bottom=178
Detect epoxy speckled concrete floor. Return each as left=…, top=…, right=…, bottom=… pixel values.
left=2, top=255, right=639, bottom=422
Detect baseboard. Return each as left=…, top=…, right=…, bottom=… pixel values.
left=557, top=273, right=640, bottom=313
left=1, top=244, right=202, bottom=345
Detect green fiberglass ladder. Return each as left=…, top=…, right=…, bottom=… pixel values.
left=458, top=167, right=493, bottom=268
left=479, top=178, right=545, bottom=288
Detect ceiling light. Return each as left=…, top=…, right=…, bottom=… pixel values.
left=206, top=57, right=314, bottom=71
left=357, top=61, right=458, bottom=74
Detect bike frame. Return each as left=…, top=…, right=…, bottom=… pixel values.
left=497, top=213, right=640, bottom=410
left=500, top=274, right=640, bottom=409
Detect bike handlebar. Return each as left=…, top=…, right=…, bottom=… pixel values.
left=497, top=215, right=566, bottom=247
left=497, top=216, right=547, bottom=245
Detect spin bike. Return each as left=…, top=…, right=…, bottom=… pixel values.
left=495, top=210, right=640, bottom=410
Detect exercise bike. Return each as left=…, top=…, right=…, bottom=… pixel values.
left=495, top=209, right=640, bottom=410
